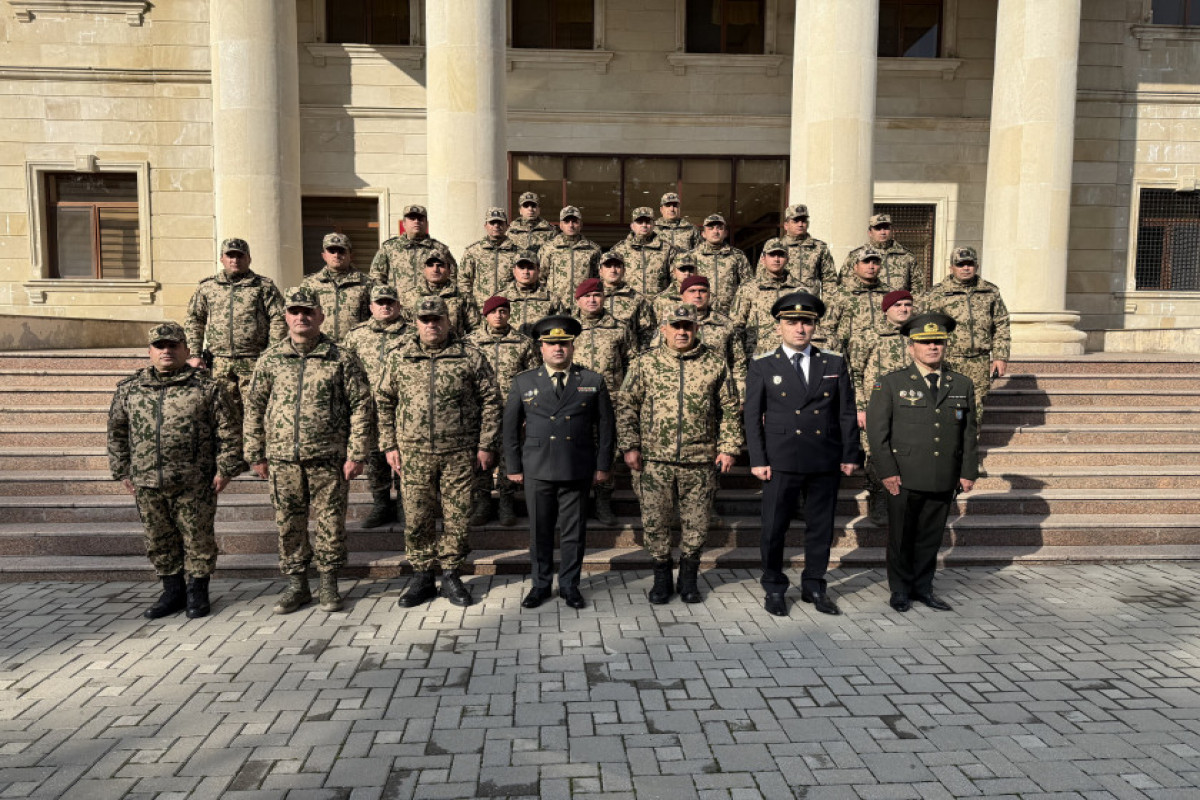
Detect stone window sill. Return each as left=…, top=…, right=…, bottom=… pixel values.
left=666, top=52, right=785, bottom=77
left=1131, top=24, right=1200, bottom=50
left=10, top=0, right=147, bottom=25
left=24, top=279, right=160, bottom=305
left=304, top=43, right=425, bottom=69
left=507, top=48, right=615, bottom=74
left=878, top=57, right=963, bottom=81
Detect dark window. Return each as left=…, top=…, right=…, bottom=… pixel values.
left=327, top=0, right=411, bottom=45
left=512, top=0, right=594, bottom=49
left=302, top=197, right=381, bottom=276
left=878, top=0, right=942, bottom=58
left=1135, top=189, right=1200, bottom=291
left=45, top=172, right=139, bottom=279
left=874, top=202, right=936, bottom=288
left=686, top=0, right=766, bottom=55
left=1151, top=0, right=1200, bottom=25
left=509, top=153, right=786, bottom=259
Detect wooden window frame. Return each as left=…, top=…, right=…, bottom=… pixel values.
left=878, top=0, right=945, bottom=58
left=508, top=0, right=601, bottom=50
left=1148, top=0, right=1200, bottom=26
left=45, top=173, right=139, bottom=280
left=1132, top=187, right=1200, bottom=292
left=312, top=0, right=424, bottom=45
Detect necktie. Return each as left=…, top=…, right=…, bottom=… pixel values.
left=792, top=352, right=808, bottom=388
left=926, top=373, right=939, bottom=393
left=553, top=372, right=565, bottom=398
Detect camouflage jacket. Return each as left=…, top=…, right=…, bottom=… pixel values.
left=506, top=217, right=556, bottom=253
left=572, top=311, right=635, bottom=395
left=617, top=342, right=743, bottom=464
left=243, top=335, right=373, bottom=464
left=401, top=280, right=480, bottom=335
left=840, top=239, right=926, bottom=295
left=465, top=325, right=539, bottom=400
left=108, top=366, right=245, bottom=488
left=341, top=317, right=410, bottom=386
left=730, top=266, right=806, bottom=359
left=654, top=217, right=700, bottom=252
left=459, top=235, right=520, bottom=306
left=369, top=234, right=459, bottom=298
left=602, top=282, right=657, bottom=350
left=689, top=241, right=753, bottom=316
left=651, top=284, right=687, bottom=325
left=299, top=266, right=372, bottom=343
left=823, top=275, right=891, bottom=357
left=648, top=307, right=745, bottom=389
left=851, top=322, right=909, bottom=412
left=922, top=275, right=1012, bottom=360
left=184, top=270, right=286, bottom=357
left=501, top=282, right=566, bottom=338
left=779, top=234, right=834, bottom=298
left=611, top=233, right=675, bottom=297
left=540, top=234, right=601, bottom=302
left=375, top=336, right=501, bottom=455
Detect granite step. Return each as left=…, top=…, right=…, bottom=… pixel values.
left=0, top=370, right=131, bottom=389
left=978, top=425, right=1200, bottom=446
left=985, top=389, right=1200, bottom=407
left=977, top=444, right=1200, bottom=467
left=0, top=351, right=146, bottom=371
left=994, top=373, right=1200, bottom=390
left=1010, top=357, right=1200, bottom=375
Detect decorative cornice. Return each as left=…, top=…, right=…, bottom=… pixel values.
left=506, top=48, right=614, bottom=74
left=1130, top=23, right=1200, bottom=50
left=0, top=65, right=210, bottom=83
left=878, top=57, right=964, bottom=81
left=24, top=279, right=159, bottom=305
left=665, top=52, right=785, bottom=77
left=303, top=43, right=424, bottom=69
left=10, top=0, right=149, bottom=26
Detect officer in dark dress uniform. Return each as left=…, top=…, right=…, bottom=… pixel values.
left=504, top=316, right=616, bottom=609
left=744, top=292, right=863, bottom=617
left=866, top=313, right=979, bottom=613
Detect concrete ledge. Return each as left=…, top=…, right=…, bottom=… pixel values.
left=0, top=315, right=152, bottom=351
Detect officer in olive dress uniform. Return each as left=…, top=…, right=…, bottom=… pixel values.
left=504, top=316, right=616, bottom=610
left=866, top=312, right=979, bottom=613
left=744, top=292, right=863, bottom=618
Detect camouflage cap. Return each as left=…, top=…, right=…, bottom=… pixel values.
left=666, top=304, right=699, bottom=326
left=952, top=245, right=978, bottom=265
left=869, top=213, right=893, bottom=227
left=414, top=296, right=449, bottom=319
left=600, top=249, right=625, bottom=266
left=220, top=237, right=249, bottom=256
left=148, top=321, right=185, bottom=345
left=533, top=315, right=582, bottom=343
left=518, top=191, right=539, bottom=206
left=514, top=249, right=539, bottom=266
left=674, top=253, right=697, bottom=271
left=424, top=252, right=446, bottom=265
left=785, top=203, right=809, bottom=220
left=703, top=213, right=726, bottom=226
left=660, top=192, right=681, bottom=205
left=771, top=291, right=826, bottom=321
left=859, top=247, right=884, bottom=262
left=370, top=284, right=400, bottom=303
left=485, top=207, right=508, bottom=222
left=632, top=206, right=654, bottom=221
left=403, top=204, right=427, bottom=218
left=902, top=312, right=957, bottom=341
left=762, top=237, right=789, bottom=255
left=323, top=232, right=352, bottom=250
left=559, top=205, right=582, bottom=221
left=284, top=286, right=320, bottom=310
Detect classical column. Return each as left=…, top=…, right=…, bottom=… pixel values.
left=981, top=0, right=1087, bottom=355
left=789, top=0, right=879, bottom=263
left=425, top=0, right=507, bottom=258
left=209, top=0, right=304, bottom=288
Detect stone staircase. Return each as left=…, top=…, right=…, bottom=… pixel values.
left=1, top=349, right=1198, bottom=581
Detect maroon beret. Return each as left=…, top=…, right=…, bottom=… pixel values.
left=481, top=295, right=510, bottom=317
left=680, top=274, right=710, bottom=293
left=575, top=278, right=603, bottom=299
left=882, top=290, right=913, bottom=313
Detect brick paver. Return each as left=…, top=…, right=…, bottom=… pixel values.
left=2, top=564, right=1200, bottom=798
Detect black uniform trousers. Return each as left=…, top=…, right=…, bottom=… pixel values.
left=886, top=486, right=954, bottom=595
left=525, top=476, right=591, bottom=592
left=760, top=469, right=840, bottom=595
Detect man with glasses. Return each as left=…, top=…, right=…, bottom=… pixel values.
left=541, top=205, right=601, bottom=304
left=300, top=233, right=372, bottom=343
left=654, top=192, right=700, bottom=252
left=689, top=213, right=751, bottom=316
left=840, top=214, right=926, bottom=296
left=460, top=207, right=522, bottom=306
left=508, top=191, right=556, bottom=254
left=778, top=203, right=836, bottom=299
left=613, top=207, right=676, bottom=296
left=370, top=204, right=458, bottom=298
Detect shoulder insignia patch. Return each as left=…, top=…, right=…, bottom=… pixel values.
left=753, top=352, right=774, bottom=360
left=872, top=381, right=882, bottom=391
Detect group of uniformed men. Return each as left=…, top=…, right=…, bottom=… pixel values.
left=107, top=191, right=1007, bottom=620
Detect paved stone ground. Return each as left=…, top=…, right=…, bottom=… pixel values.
left=2, top=564, right=1200, bottom=799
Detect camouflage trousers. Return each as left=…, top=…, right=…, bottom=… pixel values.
left=133, top=484, right=218, bottom=577
left=946, top=353, right=992, bottom=426
left=401, top=448, right=473, bottom=572
left=858, top=429, right=884, bottom=494
left=367, top=450, right=401, bottom=496
left=632, top=461, right=716, bottom=561
left=268, top=459, right=349, bottom=575
left=475, top=450, right=515, bottom=500
left=210, top=356, right=257, bottom=418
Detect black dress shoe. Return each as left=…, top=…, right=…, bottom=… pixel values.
left=764, top=592, right=788, bottom=617
left=558, top=587, right=586, bottom=609
left=800, top=590, right=842, bottom=616
left=521, top=586, right=552, bottom=609
left=912, top=593, right=952, bottom=611
left=889, top=593, right=911, bottom=613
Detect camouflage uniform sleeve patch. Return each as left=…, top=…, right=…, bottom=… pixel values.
left=873, top=381, right=883, bottom=391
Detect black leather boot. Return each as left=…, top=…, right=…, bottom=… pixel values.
left=145, top=572, right=187, bottom=619
left=362, top=491, right=396, bottom=529
left=185, top=575, right=211, bottom=618
left=677, top=555, right=702, bottom=604
left=397, top=571, right=437, bottom=608
left=647, top=559, right=674, bottom=605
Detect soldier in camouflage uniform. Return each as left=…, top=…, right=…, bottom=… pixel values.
left=369, top=204, right=459, bottom=298
left=299, top=233, right=372, bottom=343
left=618, top=304, right=743, bottom=605
left=612, top=206, right=676, bottom=296
left=501, top=251, right=566, bottom=337
left=573, top=278, right=636, bottom=525
left=851, top=290, right=915, bottom=524
left=730, top=239, right=808, bottom=361
left=244, top=287, right=373, bottom=615
left=376, top=296, right=502, bottom=609
left=342, top=285, right=411, bottom=530
left=654, top=191, right=700, bottom=252
left=507, top=191, right=557, bottom=253
left=599, top=250, right=657, bottom=350
left=689, top=213, right=752, bottom=316
left=466, top=295, right=539, bottom=527
left=840, top=213, right=927, bottom=296
left=401, top=252, right=480, bottom=335
left=779, top=203, right=837, bottom=300
left=823, top=247, right=890, bottom=357
left=922, top=245, right=1011, bottom=426
left=459, top=207, right=521, bottom=306
left=108, top=321, right=245, bottom=620
left=184, top=237, right=286, bottom=412
left=651, top=252, right=701, bottom=322
left=540, top=205, right=601, bottom=303
left=651, top=275, right=744, bottom=391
